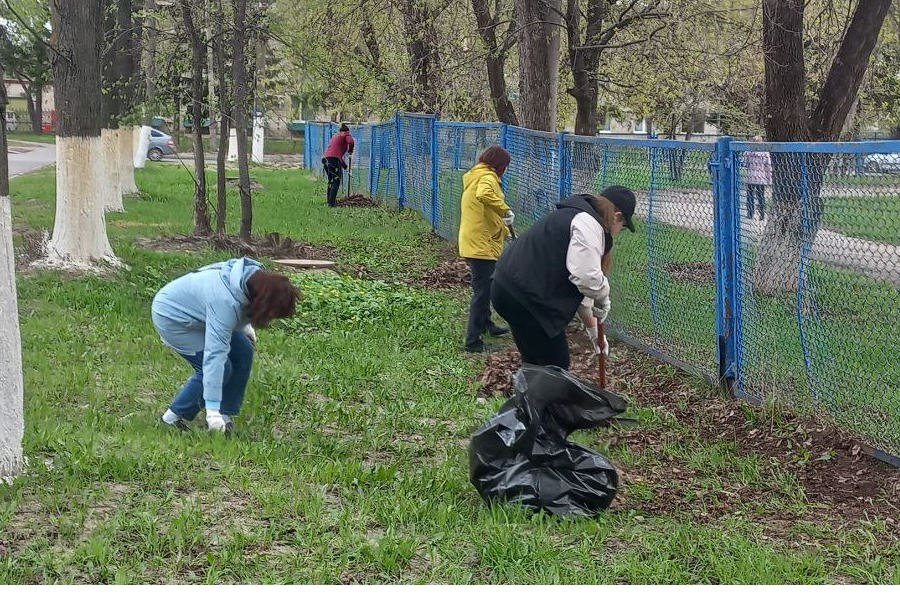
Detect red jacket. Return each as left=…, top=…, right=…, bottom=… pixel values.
left=323, top=132, right=355, bottom=168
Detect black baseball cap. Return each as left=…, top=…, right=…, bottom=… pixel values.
left=600, top=185, right=637, bottom=232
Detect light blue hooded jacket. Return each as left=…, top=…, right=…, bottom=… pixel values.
left=151, top=258, right=263, bottom=409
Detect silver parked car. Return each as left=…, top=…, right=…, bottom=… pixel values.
left=147, top=128, right=178, bottom=160
left=864, top=152, right=900, bottom=174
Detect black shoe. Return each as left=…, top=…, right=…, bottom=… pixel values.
left=486, top=324, right=509, bottom=337
left=465, top=341, right=488, bottom=353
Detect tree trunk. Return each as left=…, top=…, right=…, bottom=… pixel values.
left=399, top=0, right=440, bottom=113
left=46, top=0, right=119, bottom=268
left=755, top=0, right=891, bottom=295
left=471, top=0, right=519, bottom=125
left=116, top=0, right=139, bottom=194
left=233, top=0, right=252, bottom=242
left=24, top=86, right=35, bottom=133
left=143, top=0, right=158, bottom=107
left=565, top=0, right=606, bottom=136
left=101, top=0, right=124, bottom=213
left=0, top=41, right=25, bottom=480
left=181, top=0, right=212, bottom=236
left=516, top=0, right=561, bottom=131
left=214, top=0, right=229, bottom=236
left=102, top=128, right=124, bottom=211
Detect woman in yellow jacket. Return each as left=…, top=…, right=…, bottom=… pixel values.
left=459, top=145, right=515, bottom=353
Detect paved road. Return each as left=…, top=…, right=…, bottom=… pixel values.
left=8, top=142, right=56, bottom=178
left=634, top=189, right=900, bottom=285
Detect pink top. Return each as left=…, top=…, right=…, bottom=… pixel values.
left=323, top=132, right=355, bottom=168
left=744, top=151, right=772, bottom=185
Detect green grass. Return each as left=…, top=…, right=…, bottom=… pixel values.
left=2, top=164, right=899, bottom=583
left=174, top=134, right=302, bottom=156
left=6, top=131, right=56, bottom=144
left=822, top=193, right=900, bottom=244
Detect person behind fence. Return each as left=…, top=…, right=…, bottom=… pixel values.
left=458, top=145, right=515, bottom=353
left=322, top=124, right=355, bottom=207
left=152, top=258, right=301, bottom=433
left=743, top=135, right=772, bottom=221
left=490, top=187, right=637, bottom=370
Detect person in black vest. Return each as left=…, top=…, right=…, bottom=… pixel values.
left=490, top=187, right=637, bottom=370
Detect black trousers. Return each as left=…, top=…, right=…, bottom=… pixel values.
left=323, top=157, right=343, bottom=206
left=465, top=258, right=499, bottom=350
left=747, top=184, right=765, bottom=220
left=491, top=280, right=570, bottom=370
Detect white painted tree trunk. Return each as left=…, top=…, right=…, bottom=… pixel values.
left=133, top=125, right=150, bottom=169
left=0, top=193, right=24, bottom=480
left=102, top=129, right=124, bottom=212
left=120, top=129, right=139, bottom=195
left=227, top=128, right=238, bottom=161
left=44, top=136, right=120, bottom=268
left=252, top=116, right=264, bottom=164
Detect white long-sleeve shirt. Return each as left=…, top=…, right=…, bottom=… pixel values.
left=565, top=212, right=609, bottom=311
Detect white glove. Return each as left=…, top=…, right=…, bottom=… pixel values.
left=207, top=409, right=228, bottom=432
left=584, top=324, right=609, bottom=357
left=502, top=211, right=515, bottom=226
left=592, top=297, right=611, bottom=323
left=243, top=324, right=257, bottom=348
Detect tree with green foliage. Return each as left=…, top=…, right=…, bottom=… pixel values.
left=0, top=0, right=52, bottom=134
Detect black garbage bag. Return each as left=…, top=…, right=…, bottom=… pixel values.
left=469, top=364, right=627, bottom=517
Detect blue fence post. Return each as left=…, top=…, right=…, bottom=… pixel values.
left=713, top=136, right=738, bottom=387
left=453, top=127, right=462, bottom=171
left=368, top=124, right=377, bottom=196
left=304, top=122, right=311, bottom=170
left=558, top=132, right=571, bottom=199
left=395, top=113, right=406, bottom=210
left=431, top=116, right=439, bottom=232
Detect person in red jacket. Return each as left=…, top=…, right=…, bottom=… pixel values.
left=322, top=124, right=355, bottom=207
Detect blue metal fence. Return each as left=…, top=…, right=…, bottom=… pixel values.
left=305, top=114, right=900, bottom=461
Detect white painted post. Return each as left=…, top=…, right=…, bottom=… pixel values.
left=252, top=113, right=265, bottom=164
left=227, top=127, right=239, bottom=161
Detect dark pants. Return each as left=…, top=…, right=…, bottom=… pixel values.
left=491, top=280, right=570, bottom=370
left=465, top=258, right=500, bottom=350
left=747, top=184, right=765, bottom=220
left=323, top=157, right=343, bottom=206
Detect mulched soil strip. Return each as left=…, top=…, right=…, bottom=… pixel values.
left=136, top=232, right=339, bottom=261
left=477, top=329, right=900, bottom=533
left=420, top=258, right=471, bottom=289
left=336, top=194, right=380, bottom=208
left=664, top=261, right=716, bottom=286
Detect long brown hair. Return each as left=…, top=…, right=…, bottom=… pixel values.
left=247, top=271, right=301, bottom=328
left=587, top=194, right=618, bottom=274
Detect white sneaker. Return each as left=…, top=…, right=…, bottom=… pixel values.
left=161, top=409, right=190, bottom=431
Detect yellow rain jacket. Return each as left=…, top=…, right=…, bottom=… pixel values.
left=458, top=163, right=511, bottom=260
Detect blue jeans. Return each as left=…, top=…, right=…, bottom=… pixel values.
left=169, top=331, right=255, bottom=420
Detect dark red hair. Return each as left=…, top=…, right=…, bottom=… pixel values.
left=247, top=271, right=301, bottom=328
left=477, top=145, right=511, bottom=174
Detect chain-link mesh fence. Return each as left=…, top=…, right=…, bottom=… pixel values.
left=732, top=142, right=900, bottom=455
left=433, top=122, right=502, bottom=240
left=398, top=113, right=436, bottom=222
left=303, top=116, right=900, bottom=459
left=371, top=122, right=400, bottom=209
left=503, top=127, right=560, bottom=230
left=565, top=137, right=719, bottom=380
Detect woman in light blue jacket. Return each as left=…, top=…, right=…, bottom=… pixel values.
left=151, top=258, right=300, bottom=433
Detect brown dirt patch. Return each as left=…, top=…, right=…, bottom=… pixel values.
left=664, top=261, right=716, bottom=286
left=136, top=231, right=339, bottom=261
left=476, top=330, right=900, bottom=537
left=337, top=194, right=380, bottom=208
left=420, top=257, right=471, bottom=290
